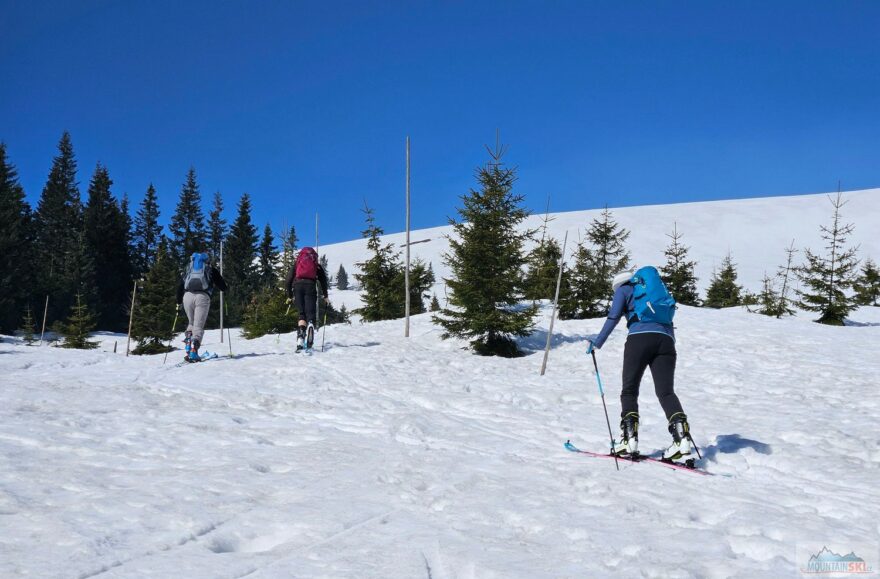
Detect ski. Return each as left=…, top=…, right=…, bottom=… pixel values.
left=564, top=440, right=713, bottom=476
left=173, top=351, right=220, bottom=367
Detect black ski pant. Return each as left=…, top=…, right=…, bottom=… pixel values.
left=293, top=279, right=318, bottom=326
left=620, top=333, right=684, bottom=421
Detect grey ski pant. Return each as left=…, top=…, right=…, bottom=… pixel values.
left=183, top=291, right=211, bottom=344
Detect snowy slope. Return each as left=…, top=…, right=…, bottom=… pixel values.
left=2, top=189, right=879, bottom=578
left=321, top=188, right=880, bottom=311
left=2, top=303, right=879, bottom=578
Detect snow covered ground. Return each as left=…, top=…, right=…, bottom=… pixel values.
left=2, top=303, right=879, bottom=578
left=2, top=189, right=879, bottom=577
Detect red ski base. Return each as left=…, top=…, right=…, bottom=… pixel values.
left=564, top=440, right=714, bottom=476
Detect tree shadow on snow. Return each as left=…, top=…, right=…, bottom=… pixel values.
left=225, top=352, right=290, bottom=360
left=843, top=319, right=880, bottom=327
left=517, top=329, right=591, bottom=354
left=325, top=342, right=381, bottom=350
left=701, top=434, right=772, bottom=462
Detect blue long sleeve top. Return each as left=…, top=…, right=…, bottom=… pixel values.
left=592, top=284, right=675, bottom=349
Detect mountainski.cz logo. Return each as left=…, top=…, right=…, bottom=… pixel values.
left=800, top=546, right=876, bottom=575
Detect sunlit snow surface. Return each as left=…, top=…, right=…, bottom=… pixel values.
left=2, top=304, right=879, bottom=578
left=2, top=189, right=880, bottom=577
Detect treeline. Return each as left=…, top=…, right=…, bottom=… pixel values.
left=422, top=144, right=876, bottom=356
left=0, top=133, right=350, bottom=351
left=519, top=192, right=877, bottom=330
left=3, top=134, right=878, bottom=355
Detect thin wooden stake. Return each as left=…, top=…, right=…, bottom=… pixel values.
left=405, top=136, right=411, bottom=338
left=126, top=280, right=137, bottom=356
left=220, top=240, right=224, bottom=343
left=39, top=295, right=49, bottom=346
left=316, top=212, right=320, bottom=324
left=540, top=231, right=568, bottom=376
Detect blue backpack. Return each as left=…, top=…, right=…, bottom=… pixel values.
left=627, top=266, right=676, bottom=325
left=183, top=253, right=213, bottom=293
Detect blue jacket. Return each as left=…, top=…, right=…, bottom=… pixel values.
left=592, top=284, right=675, bottom=349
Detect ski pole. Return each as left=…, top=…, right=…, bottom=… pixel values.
left=591, top=349, right=619, bottom=471
left=320, top=309, right=328, bottom=352
left=162, top=307, right=180, bottom=365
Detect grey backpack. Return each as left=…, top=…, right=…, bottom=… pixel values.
left=183, top=253, right=213, bottom=292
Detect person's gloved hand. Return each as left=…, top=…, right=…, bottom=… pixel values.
left=286, top=297, right=292, bottom=304
left=585, top=334, right=600, bottom=354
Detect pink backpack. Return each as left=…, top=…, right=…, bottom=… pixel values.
left=295, top=247, right=319, bottom=280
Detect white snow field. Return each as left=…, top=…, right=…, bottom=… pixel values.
left=2, top=304, right=879, bottom=578
left=2, top=189, right=880, bottom=578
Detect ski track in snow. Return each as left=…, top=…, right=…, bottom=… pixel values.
left=1, top=303, right=879, bottom=578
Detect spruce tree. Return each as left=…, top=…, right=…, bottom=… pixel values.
left=317, top=254, right=331, bottom=289
left=68, top=225, right=98, bottom=308
left=336, top=264, right=349, bottom=290
left=258, top=223, right=279, bottom=289
left=704, top=253, right=743, bottom=308
left=133, top=184, right=163, bottom=276
left=797, top=193, right=860, bottom=325
left=19, top=305, right=37, bottom=345
left=322, top=299, right=350, bottom=325
left=524, top=237, right=564, bottom=302
left=131, top=238, right=179, bottom=354
left=120, top=193, right=136, bottom=281
left=207, top=191, right=227, bottom=260
left=854, top=258, right=880, bottom=306
left=397, top=257, right=435, bottom=314
left=661, top=222, right=700, bottom=306
left=242, top=286, right=296, bottom=339
left=58, top=293, right=99, bottom=349
left=280, top=225, right=299, bottom=279
left=433, top=146, right=536, bottom=357
left=169, top=167, right=207, bottom=266
left=775, top=240, right=798, bottom=318
left=586, top=207, right=631, bottom=307
left=35, top=132, right=84, bottom=324
left=224, top=193, right=260, bottom=323
left=430, top=294, right=441, bottom=312
left=354, top=203, right=404, bottom=321
left=754, top=273, right=786, bottom=317
left=0, top=143, right=34, bottom=333
left=334, top=304, right=351, bottom=324
left=558, top=242, right=603, bottom=319
left=557, top=209, right=629, bottom=319
left=84, top=164, right=134, bottom=330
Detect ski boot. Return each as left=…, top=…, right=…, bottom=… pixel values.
left=663, top=413, right=695, bottom=466
left=187, top=338, right=201, bottom=362
left=306, top=323, right=315, bottom=350
left=296, top=325, right=306, bottom=352
left=183, top=331, right=193, bottom=354
left=613, top=412, right=639, bottom=457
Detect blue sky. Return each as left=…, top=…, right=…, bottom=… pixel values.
left=2, top=1, right=878, bottom=245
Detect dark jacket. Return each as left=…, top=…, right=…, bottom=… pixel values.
left=285, top=265, right=329, bottom=299
left=177, top=266, right=227, bottom=304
